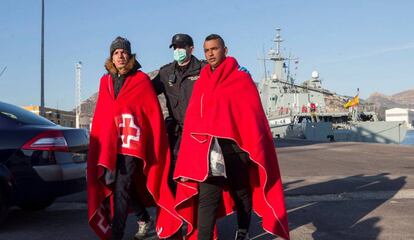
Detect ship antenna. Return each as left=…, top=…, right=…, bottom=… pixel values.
left=262, top=45, right=268, bottom=81
left=287, top=51, right=292, bottom=86
left=274, top=28, right=283, bottom=55
left=0, top=66, right=6, bottom=79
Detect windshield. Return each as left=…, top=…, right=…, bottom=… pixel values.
left=0, top=102, right=55, bottom=126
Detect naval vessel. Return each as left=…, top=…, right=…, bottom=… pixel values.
left=258, top=29, right=407, bottom=144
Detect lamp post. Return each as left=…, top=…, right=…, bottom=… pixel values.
left=40, top=0, right=45, bottom=117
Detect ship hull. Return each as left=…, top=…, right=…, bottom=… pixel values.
left=271, top=121, right=407, bottom=144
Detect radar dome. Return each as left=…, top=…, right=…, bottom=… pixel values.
left=311, top=70, right=319, bottom=79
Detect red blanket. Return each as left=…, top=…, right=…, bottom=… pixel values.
left=173, top=57, right=290, bottom=240
left=87, top=71, right=181, bottom=239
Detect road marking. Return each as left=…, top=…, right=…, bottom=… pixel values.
left=48, top=190, right=414, bottom=212
left=283, top=174, right=414, bottom=183
left=286, top=189, right=414, bottom=202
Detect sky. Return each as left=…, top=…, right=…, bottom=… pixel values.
left=1, top=0, right=413, bottom=110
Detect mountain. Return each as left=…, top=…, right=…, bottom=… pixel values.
left=365, top=89, right=414, bottom=120
left=365, top=92, right=405, bottom=109
left=79, top=71, right=413, bottom=123
left=79, top=70, right=168, bottom=122
left=79, top=92, right=98, bottom=118
left=390, top=89, right=414, bottom=106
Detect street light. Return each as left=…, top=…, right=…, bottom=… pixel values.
left=40, top=0, right=45, bottom=117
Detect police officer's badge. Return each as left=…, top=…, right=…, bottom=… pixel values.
left=188, top=75, right=199, bottom=81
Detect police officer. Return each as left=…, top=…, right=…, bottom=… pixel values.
left=152, top=33, right=206, bottom=192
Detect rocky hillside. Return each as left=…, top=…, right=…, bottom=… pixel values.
left=79, top=92, right=97, bottom=118
left=386, top=89, right=414, bottom=106
left=365, top=89, right=414, bottom=120
left=366, top=92, right=405, bottom=109
left=79, top=70, right=168, bottom=120
left=79, top=72, right=413, bottom=122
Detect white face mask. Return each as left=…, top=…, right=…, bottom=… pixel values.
left=173, top=48, right=187, bottom=64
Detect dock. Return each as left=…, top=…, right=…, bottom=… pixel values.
left=215, top=139, right=414, bottom=239
left=5, top=140, right=412, bottom=240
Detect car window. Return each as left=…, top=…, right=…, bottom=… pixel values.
left=0, top=102, right=55, bottom=126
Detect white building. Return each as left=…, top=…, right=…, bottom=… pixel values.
left=385, top=108, right=414, bottom=128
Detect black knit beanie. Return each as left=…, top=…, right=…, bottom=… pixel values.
left=110, top=36, right=131, bottom=56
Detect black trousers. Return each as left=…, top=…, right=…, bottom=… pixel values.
left=197, top=140, right=252, bottom=240
left=111, top=155, right=150, bottom=240
left=167, top=126, right=182, bottom=196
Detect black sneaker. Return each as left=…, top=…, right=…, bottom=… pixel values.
left=234, top=229, right=249, bottom=240
left=134, top=218, right=153, bottom=239
left=163, top=232, right=182, bottom=240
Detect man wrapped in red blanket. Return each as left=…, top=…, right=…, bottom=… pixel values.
left=87, top=36, right=181, bottom=240
left=173, top=34, right=290, bottom=240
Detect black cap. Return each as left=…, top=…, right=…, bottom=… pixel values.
left=110, top=36, right=131, bottom=56
left=169, top=33, right=194, bottom=49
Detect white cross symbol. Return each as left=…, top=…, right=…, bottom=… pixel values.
left=118, top=114, right=140, bottom=148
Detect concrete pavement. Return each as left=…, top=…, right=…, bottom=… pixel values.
left=1, top=139, right=413, bottom=239
left=276, top=139, right=414, bottom=240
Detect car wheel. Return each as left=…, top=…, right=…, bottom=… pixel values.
left=0, top=185, right=9, bottom=224
left=18, top=198, right=54, bottom=211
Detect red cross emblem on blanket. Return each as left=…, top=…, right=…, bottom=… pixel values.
left=118, top=114, right=140, bottom=149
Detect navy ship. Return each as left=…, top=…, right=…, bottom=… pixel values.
left=258, top=29, right=407, bottom=144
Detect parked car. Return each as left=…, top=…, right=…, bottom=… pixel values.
left=0, top=101, right=88, bottom=224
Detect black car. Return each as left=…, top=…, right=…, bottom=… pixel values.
left=0, top=101, right=88, bottom=224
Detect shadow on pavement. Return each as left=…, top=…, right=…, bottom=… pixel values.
left=217, top=173, right=406, bottom=239
left=284, top=173, right=406, bottom=240
left=0, top=174, right=406, bottom=240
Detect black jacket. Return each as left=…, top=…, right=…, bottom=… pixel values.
left=152, top=56, right=205, bottom=126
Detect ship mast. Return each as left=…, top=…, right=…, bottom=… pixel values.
left=268, top=28, right=286, bottom=83
left=274, top=28, right=283, bottom=55
left=259, top=28, right=299, bottom=116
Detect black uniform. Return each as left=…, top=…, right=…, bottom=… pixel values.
left=152, top=56, right=205, bottom=156
left=152, top=56, right=204, bottom=126
left=152, top=56, right=205, bottom=193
